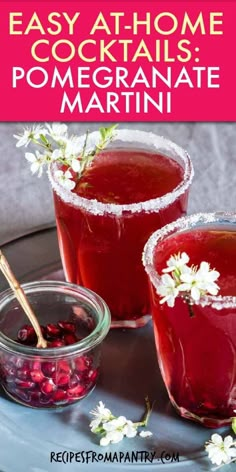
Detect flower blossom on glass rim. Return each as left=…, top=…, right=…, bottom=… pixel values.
left=89, top=401, right=112, bottom=431
left=157, top=274, right=179, bottom=307
left=54, top=169, right=76, bottom=190
left=157, top=252, right=220, bottom=307
left=205, top=433, right=236, bottom=467
left=162, top=252, right=190, bottom=274
left=179, top=262, right=220, bottom=302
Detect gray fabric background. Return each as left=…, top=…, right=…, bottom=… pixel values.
left=0, top=122, right=235, bottom=245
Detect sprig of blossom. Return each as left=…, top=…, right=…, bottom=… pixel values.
left=157, top=252, right=220, bottom=308
left=90, top=397, right=153, bottom=446
left=205, top=414, right=236, bottom=469
left=14, top=123, right=118, bottom=184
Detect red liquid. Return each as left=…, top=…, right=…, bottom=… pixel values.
left=53, top=149, right=188, bottom=323
left=151, top=227, right=236, bottom=427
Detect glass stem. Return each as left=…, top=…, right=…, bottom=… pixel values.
left=0, top=250, right=47, bottom=348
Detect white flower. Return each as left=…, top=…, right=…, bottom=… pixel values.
left=195, top=262, right=220, bottom=295
left=46, top=122, right=68, bottom=143
left=90, top=398, right=153, bottom=447
left=178, top=271, right=202, bottom=301
left=64, top=136, right=83, bottom=159
left=157, top=273, right=179, bottom=307
left=54, top=169, right=76, bottom=190
left=51, top=148, right=63, bottom=161
left=90, top=401, right=112, bottom=431
left=158, top=252, right=221, bottom=307
left=123, top=420, right=138, bottom=438
left=100, top=430, right=124, bottom=446
left=179, top=262, right=220, bottom=301
left=205, top=434, right=236, bottom=466
left=100, top=417, right=138, bottom=446
left=162, top=252, right=190, bottom=273
left=139, top=430, right=153, bottom=438
left=100, top=416, right=127, bottom=446
left=14, top=125, right=45, bottom=147
left=25, top=151, right=45, bottom=177
left=71, top=158, right=81, bottom=173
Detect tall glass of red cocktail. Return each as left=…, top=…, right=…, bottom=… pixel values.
left=143, top=212, right=236, bottom=427
left=49, top=129, right=193, bottom=328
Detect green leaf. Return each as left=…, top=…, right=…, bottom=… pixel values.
left=40, top=134, right=48, bottom=145
left=99, top=127, right=106, bottom=140
left=105, top=124, right=118, bottom=139
left=232, top=417, right=236, bottom=434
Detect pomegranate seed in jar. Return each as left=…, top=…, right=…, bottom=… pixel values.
left=57, top=321, right=76, bottom=333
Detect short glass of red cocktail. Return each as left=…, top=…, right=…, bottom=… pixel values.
left=49, top=129, right=194, bottom=328
left=143, top=212, right=236, bottom=427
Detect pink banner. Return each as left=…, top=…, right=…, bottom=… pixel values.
left=0, top=1, right=235, bottom=121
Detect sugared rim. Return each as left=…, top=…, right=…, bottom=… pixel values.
left=0, top=280, right=111, bottom=356
left=48, top=129, right=194, bottom=216
left=142, top=212, right=236, bottom=310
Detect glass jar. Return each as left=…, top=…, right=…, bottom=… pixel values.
left=143, top=212, right=236, bottom=428
left=49, top=129, right=194, bottom=328
left=0, top=280, right=110, bottom=408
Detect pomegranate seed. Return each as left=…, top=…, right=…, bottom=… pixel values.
left=53, top=389, right=67, bottom=403
left=17, top=325, right=37, bottom=344
left=30, top=369, right=44, bottom=383
left=57, top=360, right=71, bottom=374
left=40, top=379, right=55, bottom=394
left=64, top=334, right=78, bottom=345
left=52, top=372, right=70, bottom=387
left=42, top=362, right=56, bottom=377
left=32, top=360, right=41, bottom=371
left=48, top=340, right=65, bottom=348
left=46, top=324, right=61, bottom=338
left=15, top=379, right=35, bottom=389
left=74, top=356, right=90, bottom=372
left=57, top=321, right=76, bottom=333
left=87, top=369, right=98, bottom=383
left=67, top=384, right=85, bottom=398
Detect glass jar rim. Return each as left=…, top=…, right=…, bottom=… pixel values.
left=48, top=128, right=194, bottom=216
left=0, top=280, right=111, bottom=357
left=142, top=211, right=236, bottom=310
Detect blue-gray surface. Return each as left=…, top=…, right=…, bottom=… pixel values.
left=0, top=123, right=236, bottom=472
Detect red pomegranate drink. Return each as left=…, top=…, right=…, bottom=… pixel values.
left=143, top=213, right=236, bottom=427
left=50, top=129, right=193, bottom=327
